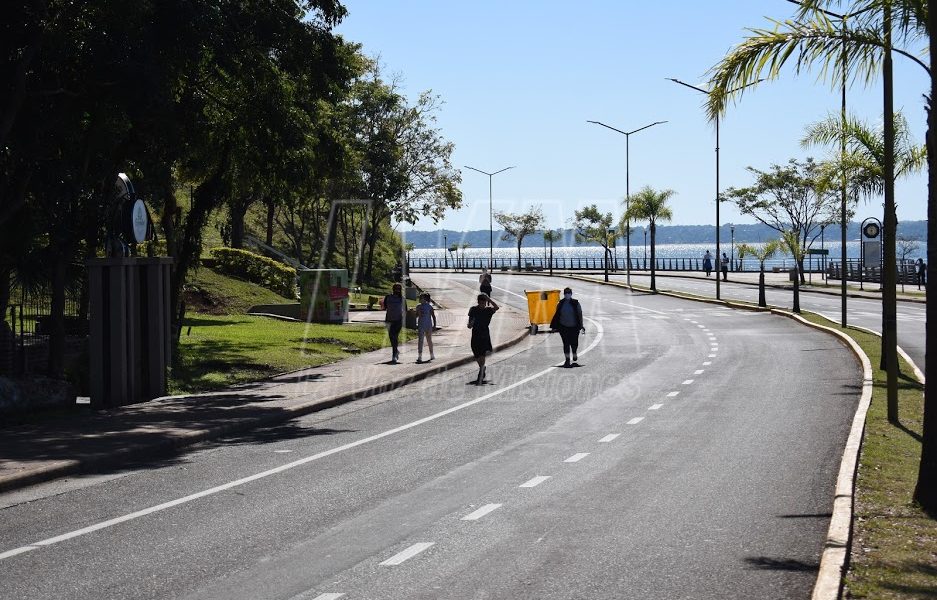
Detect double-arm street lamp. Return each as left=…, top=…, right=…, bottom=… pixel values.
left=586, top=120, right=667, bottom=287
left=668, top=78, right=761, bottom=300
left=463, top=165, right=516, bottom=270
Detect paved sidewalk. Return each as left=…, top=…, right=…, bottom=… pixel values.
left=0, top=275, right=531, bottom=492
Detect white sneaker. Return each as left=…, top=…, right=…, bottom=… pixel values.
left=430, top=352, right=435, bottom=360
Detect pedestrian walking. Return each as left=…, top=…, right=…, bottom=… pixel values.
left=550, top=287, right=585, bottom=367
left=416, top=293, right=436, bottom=363
left=703, top=250, right=713, bottom=277
left=383, top=283, right=405, bottom=364
left=721, top=252, right=729, bottom=281
left=479, top=271, right=493, bottom=297
left=468, top=293, right=499, bottom=384
left=917, top=258, right=927, bottom=289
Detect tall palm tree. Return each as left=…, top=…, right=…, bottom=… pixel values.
left=543, top=229, right=563, bottom=276
left=737, top=240, right=782, bottom=307
left=802, top=111, right=926, bottom=200
left=622, top=186, right=675, bottom=292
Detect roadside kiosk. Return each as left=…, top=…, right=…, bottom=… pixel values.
left=299, top=269, right=350, bottom=324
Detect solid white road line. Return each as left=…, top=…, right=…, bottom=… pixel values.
left=667, top=391, right=679, bottom=397
left=627, top=417, right=644, bottom=425
left=461, top=504, right=502, bottom=521
left=649, top=404, right=663, bottom=410
left=0, top=319, right=607, bottom=562
left=564, top=453, right=590, bottom=463
left=519, top=476, right=551, bottom=488
left=598, top=434, right=620, bottom=443
left=682, top=380, right=694, bottom=385
left=380, top=542, right=435, bottom=566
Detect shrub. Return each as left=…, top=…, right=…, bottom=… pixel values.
left=208, top=247, right=297, bottom=298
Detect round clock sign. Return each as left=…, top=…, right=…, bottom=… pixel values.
left=862, top=221, right=880, bottom=239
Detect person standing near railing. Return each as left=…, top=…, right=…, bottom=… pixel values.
left=703, top=250, right=713, bottom=277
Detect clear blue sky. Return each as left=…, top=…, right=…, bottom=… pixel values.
left=334, top=0, right=930, bottom=231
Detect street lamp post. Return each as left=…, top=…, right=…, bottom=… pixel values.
left=785, top=0, right=873, bottom=324
left=668, top=78, right=761, bottom=300
left=463, top=165, right=516, bottom=271
left=730, top=224, right=735, bottom=272
left=586, top=119, right=667, bottom=288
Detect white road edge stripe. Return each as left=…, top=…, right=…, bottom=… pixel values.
left=461, top=503, right=502, bottom=521
left=564, top=453, right=590, bottom=463
left=519, top=476, right=551, bottom=488
left=0, top=320, right=606, bottom=562
left=598, top=433, right=620, bottom=443
left=380, top=542, right=434, bottom=566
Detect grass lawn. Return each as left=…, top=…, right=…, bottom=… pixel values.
left=798, top=314, right=936, bottom=599
left=184, top=267, right=293, bottom=315
left=171, top=314, right=399, bottom=394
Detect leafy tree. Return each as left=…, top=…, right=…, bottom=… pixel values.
left=572, top=205, right=614, bottom=282
left=343, top=67, right=462, bottom=282
left=737, top=240, right=782, bottom=307
left=723, top=158, right=839, bottom=284
left=622, top=186, right=676, bottom=292
left=495, top=206, right=544, bottom=272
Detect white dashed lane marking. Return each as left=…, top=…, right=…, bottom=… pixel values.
left=694, top=370, right=704, bottom=375
left=461, top=504, right=502, bottom=521
left=598, top=434, right=621, bottom=443
left=682, top=380, right=694, bottom=385
left=627, top=417, right=644, bottom=425
left=667, top=391, right=679, bottom=397
left=649, top=404, right=663, bottom=410
left=520, top=476, right=551, bottom=488
left=564, top=453, right=590, bottom=463
left=380, top=542, right=434, bottom=566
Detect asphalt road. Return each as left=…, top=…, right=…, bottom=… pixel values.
left=0, top=274, right=861, bottom=600
left=612, top=271, right=926, bottom=371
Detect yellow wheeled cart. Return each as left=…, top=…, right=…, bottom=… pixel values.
left=524, top=289, right=560, bottom=334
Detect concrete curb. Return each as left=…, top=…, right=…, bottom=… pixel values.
left=563, top=273, right=876, bottom=600
left=0, top=301, right=532, bottom=494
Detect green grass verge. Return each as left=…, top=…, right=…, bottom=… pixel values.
left=170, top=314, right=403, bottom=394
left=798, top=313, right=936, bottom=599
left=184, top=267, right=289, bottom=315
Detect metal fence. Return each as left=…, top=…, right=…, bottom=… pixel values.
left=410, top=256, right=828, bottom=273
left=1, top=288, right=85, bottom=378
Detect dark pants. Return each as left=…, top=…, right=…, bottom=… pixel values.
left=387, top=320, right=402, bottom=356
left=558, top=325, right=579, bottom=357
left=722, top=266, right=728, bottom=281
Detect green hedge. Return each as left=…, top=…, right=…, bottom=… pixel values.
left=208, top=247, right=297, bottom=298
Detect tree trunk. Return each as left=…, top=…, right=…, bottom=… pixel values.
left=913, top=4, right=937, bottom=514
left=549, top=242, right=553, bottom=276
left=517, top=240, right=522, bottom=272
left=758, top=266, right=766, bottom=307
left=229, top=198, right=250, bottom=249
left=793, top=267, right=800, bottom=313
left=264, top=197, right=275, bottom=247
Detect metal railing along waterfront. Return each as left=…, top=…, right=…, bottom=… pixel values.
left=408, top=256, right=920, bottom=281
